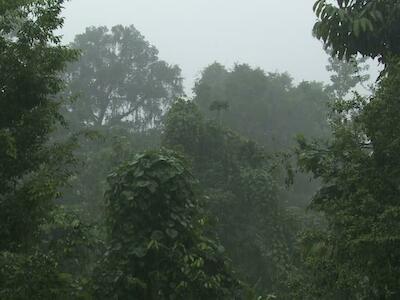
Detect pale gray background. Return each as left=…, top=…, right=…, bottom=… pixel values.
left=61, top=0, right=378, bottom=94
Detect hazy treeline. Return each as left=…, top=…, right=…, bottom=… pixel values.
left=1, top=0, right=399, bottom=299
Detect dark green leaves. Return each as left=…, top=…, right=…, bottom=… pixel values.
left=297, top=6, right=400, bottom=295
left=94, top=149, right=241, bottom=299
left=313, top=0, right=400, bottom=63
left=0, top=0, right=78, bottom=249
left=166, top=228, right=178, bottom=239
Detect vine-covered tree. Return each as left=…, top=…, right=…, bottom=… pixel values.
left=93, top=149, right=242, bottom=299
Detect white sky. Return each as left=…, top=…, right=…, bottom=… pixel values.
left=60, top=0, right=378, bottom=94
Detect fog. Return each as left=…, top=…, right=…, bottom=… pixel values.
left=61, top=0, right=330, bottom=93
left=4, top=1, right=399, bottom=298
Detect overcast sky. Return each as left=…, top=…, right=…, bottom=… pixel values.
left=60, top=1, right=352, bottom=94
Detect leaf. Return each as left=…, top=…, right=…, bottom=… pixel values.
left=136, top=180, right=150, bottom=187
left=166, top=228, right=178, bottom=239
left=132, top=246, right=147, bottom=258
left=150, top=230, right=164, bottom=241
left=313, top=0, right=325, bottom=15
left=58, top=272, right=73, bottom=282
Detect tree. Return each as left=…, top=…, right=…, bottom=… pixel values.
left=64, top=25, right=183, bottom=131
left=325, top=49, right=370, bottom=100
left=193, top=62, right=229, bottom=117
left=313, top=0, right=400, bottom=63
left=58, top=25, right=183, bottom=221
left=0, top=0, right=78, bottom=252
left=93, top=149, right=242, bottom=299
left=193, top=63, right=331, bottom=151
left=290, top=1, right=400, bottom=298
left=193, top=63, right=331, bottom=209
left=0, top=1, right=95, bottom=299
left=163, top=100, right=298, bottom=295
left=58, top=127, right=162, bottom=222
left=1, top=207, right=98, bottom=300
left=296, top=76, right=400, bottom=298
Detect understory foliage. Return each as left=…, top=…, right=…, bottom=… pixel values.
left=93, top=149, right=242, bottom=299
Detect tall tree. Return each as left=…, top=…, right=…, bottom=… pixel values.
left=194, top=63, right=330, bottom=151
left=65, top=25, right=183, bottom=131
left=0, top=0, right=78, bottom=251
left=59, top=25, right=183, bottom=219
left=193, top=63, right=331, bottom=208
left=290, top=1, right=400, bottom=298
left=0, top=1, right=96, bottom=299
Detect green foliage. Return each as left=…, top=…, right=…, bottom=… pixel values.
left=193, top=63, right=331, bottom=209
left=0, top=0, right=78, bottom=250
left=163, top=99, right=204, bottom=157
left=93, top=149, right=242, bottom=299
left=0, top=206, right=97, bottom=299
left=5, top=1, right=399, bottom=298
left=295, top=7, right=400, bottom=294
left=64, top=25, right=183, bottom=130
left=194, top=63, right=331, bottom=151
left=0, top=251, right=75, bottom=300
left=295, top=85, right=400, bottom=298
left=325, top=48, right=370, bottom=100
left=59, top=127, right=161, bottom=222
left=58, top=24, right=183, bottom=221
left=313, top=0, right=400, bottom=63
left=163, top=100, right=299, bottom=295
left=39, top=207, right=103, bottom=277
left=0, top=1, right=98, bottom=298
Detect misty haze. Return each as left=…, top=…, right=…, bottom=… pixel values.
left=1, top=1, right=398, bottom=299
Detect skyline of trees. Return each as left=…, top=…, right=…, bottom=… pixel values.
left=3, top=0, right=398, bottom=299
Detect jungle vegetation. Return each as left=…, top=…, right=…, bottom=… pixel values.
left=1, top=0, right=399, bottom=299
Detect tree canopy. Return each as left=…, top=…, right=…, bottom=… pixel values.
left=0, top=1, right=94, bottom=299
left=65, top=25, right=183, bottom=131
left=93, top=149, right=242, bottom=299
left=4, top=0, right=400, bottom=299
left=289, top=0, right=400, bottom=298
left=0, top=0, right=78, bottom=252
left=193, top=63, right=331, bottom=151
left=163, top=99, right=299, bottom=295
left=313, top=0, right=400, bottom=63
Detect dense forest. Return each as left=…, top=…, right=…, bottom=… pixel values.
left=1, top=0, right=400, bottom=299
